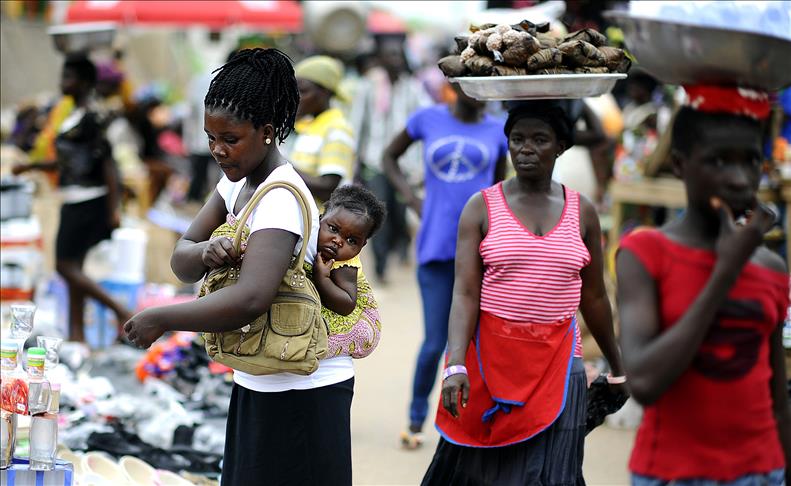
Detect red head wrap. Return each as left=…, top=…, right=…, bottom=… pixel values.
left=683, top=85, right=771, bottom=120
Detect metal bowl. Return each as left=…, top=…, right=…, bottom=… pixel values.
left=47, top=22, right=117, bottom=54
left=449, top=74, right=627, bottom=101
left=604, top=11, right=791, bottom=91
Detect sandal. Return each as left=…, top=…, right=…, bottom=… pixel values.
left=400, top=430, right=425, bottom=450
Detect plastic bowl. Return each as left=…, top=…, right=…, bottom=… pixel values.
left=155, top=470, right=196, bottom=485
left=119, top=456, right=157, bottom=485
left=604, top=11, right=791, bottom=91
left=57, top=449, right=85, bottom=477
left=82, top=452, right=129, bottom=485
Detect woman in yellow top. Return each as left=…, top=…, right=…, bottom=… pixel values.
left=287, top=56, right=356, bottom=204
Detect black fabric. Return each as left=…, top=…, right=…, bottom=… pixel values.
left=221, top=378, right=354, bottom=486
left=56, top=195, right=113, bottom=260
left=86, top=422, right=221, bottom=474
left=421, top=359, right=587, bottom=486
left=364, top=171, right=409, bottom=279
left=504, top=99, right=582, bottom=147
left=187, top=153, right=215, bottom=202
left=585, top=375, right=628, bottom=435
left=56, top=111, right=110, bottom=188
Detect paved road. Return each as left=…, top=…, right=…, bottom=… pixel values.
left=350, top=250, right=636, bottom=486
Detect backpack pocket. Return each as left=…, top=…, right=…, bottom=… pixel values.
left=269, top=292, right=320, bottom=336
left=214, top=314, right=267, bottom=356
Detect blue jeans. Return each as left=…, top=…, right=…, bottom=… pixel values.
left=409, top=260, right=455, bottom=429
left=632, top=469, right=786, bottom=486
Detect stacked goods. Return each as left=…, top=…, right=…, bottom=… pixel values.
left=439, top=20, right=631, bottom=78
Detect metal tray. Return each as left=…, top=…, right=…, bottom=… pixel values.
left=449, top=74, right=627, bottom=101
left=604, top=11, right=791, bottom=91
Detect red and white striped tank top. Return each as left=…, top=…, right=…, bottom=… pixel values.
left=479, top=182, right=591, bottom=356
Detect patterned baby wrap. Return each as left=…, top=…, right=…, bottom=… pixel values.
left=307, top=255, right=382, bottom=359
left=201, top=214, right=382, bottom=359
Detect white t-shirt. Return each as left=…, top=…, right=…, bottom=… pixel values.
left=215, top=162, right=354, bottom=392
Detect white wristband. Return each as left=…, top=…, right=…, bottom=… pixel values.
left=442, top=365, right=468, bottom=380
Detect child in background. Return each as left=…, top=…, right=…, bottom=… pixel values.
left=312, top=185, right=387, bottom=358
left=617, top=86, right=790, bottom=486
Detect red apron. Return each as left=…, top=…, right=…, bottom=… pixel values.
left=435, top=310, right=576, bottom=447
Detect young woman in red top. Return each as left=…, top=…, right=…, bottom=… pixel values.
left=617, top=86, right=791, bottom=485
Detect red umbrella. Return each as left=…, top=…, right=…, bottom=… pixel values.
left=65, top=0, right=303, bottom=32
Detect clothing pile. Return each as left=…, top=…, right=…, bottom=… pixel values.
left=52, top=341, right=231, bottom=481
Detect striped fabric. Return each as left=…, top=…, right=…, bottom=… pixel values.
left=288, top=108, right=356, bottom=188
left=479, top=183, right=591, bottom=356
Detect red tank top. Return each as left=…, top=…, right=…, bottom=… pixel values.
left=480, top=183, right=590, bottom=356
left=619, top=228, right=789, bottom=481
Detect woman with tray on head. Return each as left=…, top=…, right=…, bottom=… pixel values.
left=422, top=99, right=626, bottom=485
left=616, top=85, right=791, bottom=486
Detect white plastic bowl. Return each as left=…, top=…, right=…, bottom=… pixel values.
left=120, top=456, right=157, bottom=485
left=82, top=452, right=130, bottom=485
left=155, top=469, right=196, bottom=485
left=58, top=449, right=85, bottom=477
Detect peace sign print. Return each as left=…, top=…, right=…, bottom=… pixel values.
left=426, top=136, right=491, bottom=183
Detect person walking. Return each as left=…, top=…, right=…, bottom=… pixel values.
left=350, top=33, right=431, bottom=282
left=13, top=54, right=130, bottom=343
left=382, top=82, right=507, bottom=448
left=286, top=55, right=356, bottom=205
left=123, top=49, right=355, bottom=485
left=422, top=100, right=625, bottom=485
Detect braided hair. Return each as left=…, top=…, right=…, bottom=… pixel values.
left=204, top=48, right=299, bottom=144
left=325, top=185, right=387, bottom=238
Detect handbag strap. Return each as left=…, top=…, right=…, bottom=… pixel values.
left=231, top=180, right=313, bottom=270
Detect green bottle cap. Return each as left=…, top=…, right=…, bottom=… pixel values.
left=27, top=347, right=46, bottom=367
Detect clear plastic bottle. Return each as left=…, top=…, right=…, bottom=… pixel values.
left=26, top=347, right=54, bottom=471
left=29, top=383, right=59, bottom=471
left=0, top=343, right=20, bottom=469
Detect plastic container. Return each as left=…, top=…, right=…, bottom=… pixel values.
left=26, top=348, right=46, bottom=379
left=85, top=280, right=142, bottom=349
left=155, top=469, right=195, bottom=485
left=109, top=228, right=148, bottom=284
left=119, top=456, right=157, bottom=485
left=82, top=452, right=129, bottom=484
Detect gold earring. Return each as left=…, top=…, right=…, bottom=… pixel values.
left=265, top=138, right=272, bottom=145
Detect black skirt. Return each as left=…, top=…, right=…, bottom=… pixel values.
left=221, top=378, right=354, bottom=486
left=56, top=195, right=113, bottom=261
left=421, top=358, right=587, bottom=486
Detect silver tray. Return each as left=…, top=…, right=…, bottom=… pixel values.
left=604, top=11, right=791, bottom=91
left=449, top=74, right=627, bottom=101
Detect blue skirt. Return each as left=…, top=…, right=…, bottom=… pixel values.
left=421, top=358, right=587, bottom=486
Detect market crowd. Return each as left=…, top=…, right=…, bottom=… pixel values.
left=2, top=3, right=791, bottom=486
